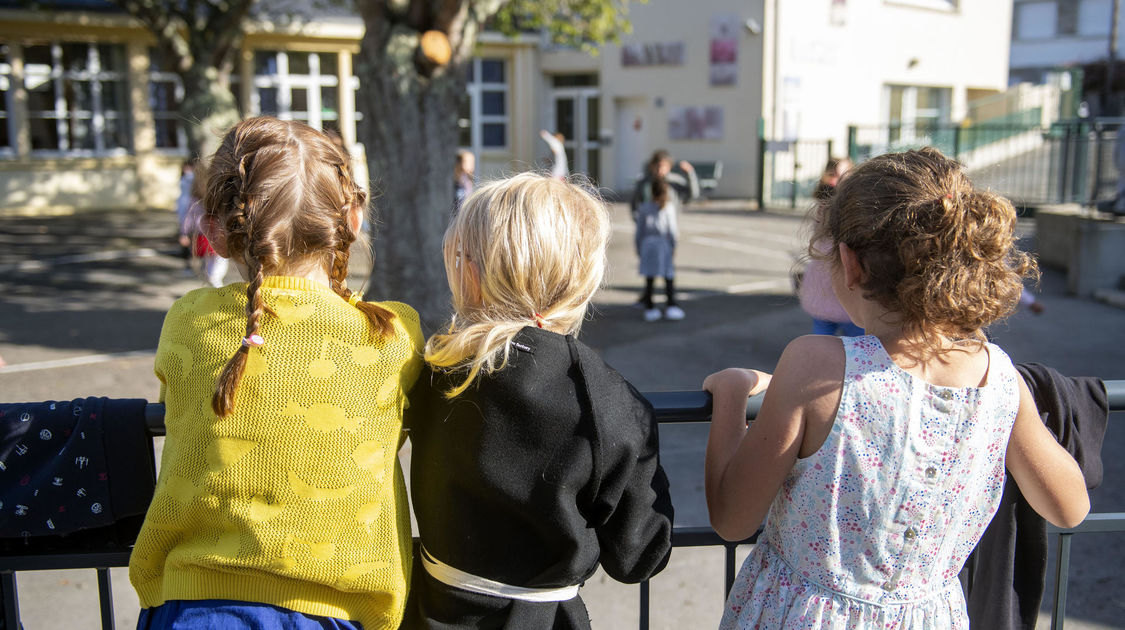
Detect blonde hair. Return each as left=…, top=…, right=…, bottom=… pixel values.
left=204, top=116, right=396, bottom=416
left=424, top=172, right=611, bottom=397
left=812, top=147, right=1038, bottom=354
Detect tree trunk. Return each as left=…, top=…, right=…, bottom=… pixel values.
left=356, top=21, right=464, bottom=329
left=180, top=64, right=242, bottom=159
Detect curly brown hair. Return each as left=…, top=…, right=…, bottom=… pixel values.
left=811, top=147, right=1038, bottom=352
left=203, top=116, right=396, bottom=416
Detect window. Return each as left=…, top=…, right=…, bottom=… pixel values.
left=250, top=50, right=348, bottom=135
left=1078, top=0, right=1112, bottom=36
left=0, top=45, right=11, bottom=153
left=459, top=58, right=508, bottom=152
left=886, top=85, right=950, bottom=144
left=24, top=42, right=131, bottom=154
left=1016, top=2, right=1058, bottom=39
left=149, top=48, right=185, bottom=150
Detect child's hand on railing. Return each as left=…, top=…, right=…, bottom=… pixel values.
left=703, top=368, right=771, bottom=400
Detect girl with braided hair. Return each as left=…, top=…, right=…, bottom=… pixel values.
left=704, top=148, right=1089, bottom=629
left=129, top=116, right=424, bottom=630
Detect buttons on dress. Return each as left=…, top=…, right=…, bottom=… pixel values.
left=925, top=466, right=937, bottom=478
left=904, top=527, right=917, bottom=540
left=937, top=389, right=954, bottom=400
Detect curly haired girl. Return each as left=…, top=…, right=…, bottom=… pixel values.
left=704, top=147, right=1088, bottom=629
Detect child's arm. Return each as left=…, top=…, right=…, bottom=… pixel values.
left=704, top=336, right=842, bottom=541
left=1005, top=377, right=1090, bottom=529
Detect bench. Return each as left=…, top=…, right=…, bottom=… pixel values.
left=687, top=160, right=723, bottom=197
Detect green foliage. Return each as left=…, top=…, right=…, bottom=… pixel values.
left=491, top=0, right=641, bottom=53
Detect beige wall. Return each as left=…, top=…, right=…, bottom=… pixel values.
left=536, top=0, right=767, bottom=198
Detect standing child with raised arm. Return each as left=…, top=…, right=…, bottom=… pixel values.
left=704, top=148, right=1089, bottom=629
left=405, top=173, right=674, bottom=630
left=129, top=117, right=424, bottom=630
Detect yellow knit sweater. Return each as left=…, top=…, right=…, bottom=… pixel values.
left=129, top=277, right=423, bottom=629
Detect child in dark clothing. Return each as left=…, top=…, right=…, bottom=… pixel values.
left=404, top=173, right=674, bottom=629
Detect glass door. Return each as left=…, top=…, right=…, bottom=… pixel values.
left=552, top=87, right=601, bottom=183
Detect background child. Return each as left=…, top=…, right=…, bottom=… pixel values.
left=404, top=173, right=674, bottom=630
left=539, top=129, right=569, bottom=179
left=175, top=159, right=196, bottom=276
left=630, top=150, right=698, bottom=321
left=798, top=156, right=863, bottom=336
left=453, top=149, right=475, bottom=212
left=183, top=165, right=229, bottom=288
left=129, top=117, right=424, bottom=630
left=704, top=148, right=1089, bottom=629
left=634, top=177, right=682, bottom=322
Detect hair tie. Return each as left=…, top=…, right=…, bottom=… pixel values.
left=945, top=193, right=954, bottom=200
left=348, top=292, right=363, bottom=307
left=531, top=312, right=544, bottom=328
left=241, top=334, right=265, bottom=348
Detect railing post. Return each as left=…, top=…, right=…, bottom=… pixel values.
left=847, top=125, right=857, bottom=162
left=790, top=142, right=799, bottom=209
left=1059, top=122, right=1074, bottom=203
left=725, top=543, right=737, bottom=597
left=97, top=568, right=115, bottom=630
left=639, top=579, right=650, bottom=630
left=1090, top=122, right=1105, bottom=207
left=1051, top=532, right=1073, bottom=630
left=757, top=136, right=766, bottom=211
left=2, top=572, right=19, bottom=630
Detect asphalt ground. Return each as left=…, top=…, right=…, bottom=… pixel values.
left=1, top=202, right=1124, bottom=629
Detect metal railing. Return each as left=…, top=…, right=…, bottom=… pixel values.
left=845, top=118, right=1125, bottom=210
left=3, top=382, right=1123, bottom=630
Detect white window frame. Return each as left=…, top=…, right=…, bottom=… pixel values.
left=884, top=84, right=951, bottom=145
left=24, top=41, right=131, bottom=157
left=148, top=50, right=188, bottom=154
left=461, top=57, right=509, bottom=155
left=0, top=47, right=13, bottom=157
left=250, top=50, right=346, bottom=133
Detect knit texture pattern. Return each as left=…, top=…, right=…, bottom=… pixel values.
left=129, top=277, right=423, bottom=630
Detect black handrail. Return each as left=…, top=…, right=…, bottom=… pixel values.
left=7, top=381, right=1125, bottom=630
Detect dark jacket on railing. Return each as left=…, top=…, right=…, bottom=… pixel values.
left=0, top=397, right=154, bottom=539
left=960, top=363, right=1108, bottom=630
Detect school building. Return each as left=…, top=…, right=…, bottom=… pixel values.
left=0, top=0, right=1011, bottom=214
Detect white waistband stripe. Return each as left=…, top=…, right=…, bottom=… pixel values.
left=420, top=547, right=580, bottom=603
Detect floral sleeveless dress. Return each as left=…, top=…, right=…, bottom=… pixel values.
left=720, top=335, right=1020, bottom=629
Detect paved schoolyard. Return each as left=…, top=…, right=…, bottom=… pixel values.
left=1, top=202, right=1123, bottom=629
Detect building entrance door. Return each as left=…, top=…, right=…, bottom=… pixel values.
left=551, top=87, right=601, bottom=183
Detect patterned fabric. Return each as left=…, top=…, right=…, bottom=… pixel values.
left=129, top=277, right=424, bottom=630
left=0, top=397, right=152, bottom=538
left=721, top=335, right=1020, bottom=629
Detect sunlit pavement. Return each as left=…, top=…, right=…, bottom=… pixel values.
left=2, top=202, right=1123, bottom=629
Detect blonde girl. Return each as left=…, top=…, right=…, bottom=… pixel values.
left=704, top=148, right=1088, bottom=629
left=129, top=117, right=423, bottom=630
left=404, top=173, right=674, bottom=630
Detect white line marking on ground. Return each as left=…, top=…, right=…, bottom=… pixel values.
left=0, top=350, right=156, bottom=374
left=724, top=279, right=793, bottom=294
left=0, top=248, right=162, bottom=274
left=685, top=236, right=793, bottom=261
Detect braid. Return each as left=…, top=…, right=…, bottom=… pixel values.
left=329, top=162, right=396, bottom=339
left=212, top=251, right=267, bottom=417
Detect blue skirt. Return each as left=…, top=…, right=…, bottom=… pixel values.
left=137, top=599, right=363, bottom=629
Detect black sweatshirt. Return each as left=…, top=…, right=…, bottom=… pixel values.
left=403, top=327, right=674, bottom=630
left=960, top=363, right=1108, bottom=630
